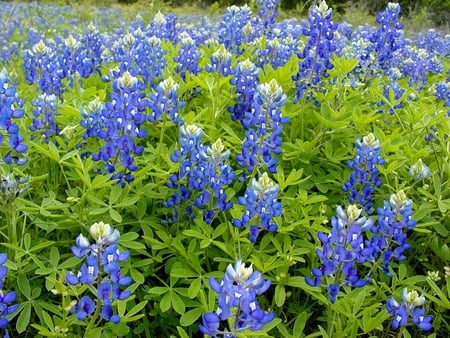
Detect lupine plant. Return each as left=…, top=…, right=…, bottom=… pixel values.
left=0, top=1, right=448, bottom=337
left=199, top=259, right=275, bottom=337
left=0, top=253, right=18, bottom=338
left=65, top=222, right=132, bottom=329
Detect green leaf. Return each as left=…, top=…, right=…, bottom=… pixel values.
left=179, top=307, right=203, bottom=326
left=16, top=303, right=31, bottom=333
left=122, top=301, right=148, bottom=322
left=17, top=274, right=31, bottom=299
left=170, top=268, right=197, bottom=279
left=176, top=326, right=190, bottom=338
left=109, top=184, right=123, bottom=205
left=160, top=292, right=171, bottom=312
left=188, top=278, right=202, bottom=298
left=109, top=208, right=122, bottom=223
left=274, top=284, right=286, bottom=307
left=293, top=311, right=308, bottom=336
left=58, top=256, right=82, bottom=269
left=41, top=311, right=54, bottom=332
left=148, top=286, right=169, bottom=295
left=171, top=290, right=185, bottom=315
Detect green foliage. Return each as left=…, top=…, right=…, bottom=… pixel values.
left=0, top=2, right=449, bottom=338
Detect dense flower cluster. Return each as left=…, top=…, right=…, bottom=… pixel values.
left=292, top=0, right=338, bottom=102
left=369, top=2, right=404, bottom=72
left=305, top=204, right=372, bottom=303
left=367, top=190, right=417, bottom=276
left=66, top=222, right=131, bottom=324
left=0, top=253, right=18, bottom=338
left=236, top=79, right=288, bottom=175
left=148, top=76, right=184, bottom=124
left=0, top=68, right=27, bottom=165
left=199, top=259, right=274, bottom=337
left=23, top=39, right=64, bottom=96
left=29, top=93, right=58, bottom=143
left=218, top=5, right=253, bottom=55
left=205, top=44, right=233, bottom=77
left=342, top=133, right=385, bottom=214
left=233, top=173, right=281, bottom=242
left=165, top=125, right=235, bottom=224
left=81, top=70, right=150, bottom=186
left=174, top=32, right=202, bottom=81
left=228, top=59, right=259, bottom=122
left=257, top=0, right=279, bottom=34
left=435, top=80, right=450, bottom=117
left=307, top=135, right=418, bottom=303
left=386, top=288, right=433, bottom=332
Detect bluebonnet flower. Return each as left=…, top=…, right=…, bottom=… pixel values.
left=199, top=259, right=274, bottom=337
left=305, top=204, right=373, bottom=303
left=417, top=29, right=450, bottom=58
left=110, top=30, right=167, bottom=90
left=255, top=34, right=298, bottom=69
left=174, top=32, right=202, bottom=81
left=386, top=288, right=433, bottom=332
left=0, top=68, right=27, bottom=165
left=228, top=59, right=259, bottom=123
left=435, top=80, right=450, bottom=117
left=165, top=125, right=235, bottom=224
left=205, top=44, right=233, bottom=76
left=367, top=190, right=416, bottom=276
left=292, top=1, right=338, bottom=102
left=409, top=159, right=431, bottom=180
left=29, top=93, right=58, bottom=143
left=81, top=70, right=150, bottom=187
left=379, top=80, right=405, bottom=114
left=218, top=5, right=253, bottom=55
left=0, top=253, right=19, bottom=338
left=0, top=174, right=29, bottom=206
left=394, top=46, right=443, bottom=90
left=147, top=12, right=179, bottom=43
left=79, top=23, right=104, bottom=77
left=232, top=173, right=281, bottom=242
left=369, top=2, right=404, bottom=72
left=342, top=133, right=385, bottom=214
left=66, top=222, right=131, bottom=324
left=236, top=79, right=288, bottom=175
left=257, top=0, right=279, bottom=34
left=148, top=77, right=184, bottom=124
left=23, top=39, right=64, bottom=96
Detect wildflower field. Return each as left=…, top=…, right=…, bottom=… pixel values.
left=0, top=0, right=449, bottom=337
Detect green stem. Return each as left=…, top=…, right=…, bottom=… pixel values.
left=5, top=202, right=18, bottom=261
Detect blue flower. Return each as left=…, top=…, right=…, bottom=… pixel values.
left=0, top=254, right=18, bottom=337
left=409, top=158, right=431, bottom=180
left=386, top=288, right=433, bottom=332
left=71, top=296, right=96, bottom=321
left=165, top=125, right=235, bottom=224
left=236, top=79, right=288, bottom=176
left=233, top=173, right=281, bottom=242
left=199, top=259, right=274, bottom=337
left=305, top=204, right=372, bottom=303
left=342, top=133, right=385, bottom=214
left=66, top=222, right=131, bottom=324
left=81, top=71, right=150, bottom=187
left=292, top=1, right=338, bottom=102
left=0, top=68, right=27, bottom=165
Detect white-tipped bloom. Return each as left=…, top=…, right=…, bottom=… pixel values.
left=402, top=288, right=426, bottom=309
left=226, top=259, right=253, bottom=283
left=90, top=221, right=119, bottom=245
left=409, top=158, right=431, bottom=180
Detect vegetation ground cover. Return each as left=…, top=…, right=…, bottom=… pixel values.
left=0, top=0, right=449, bottom=337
